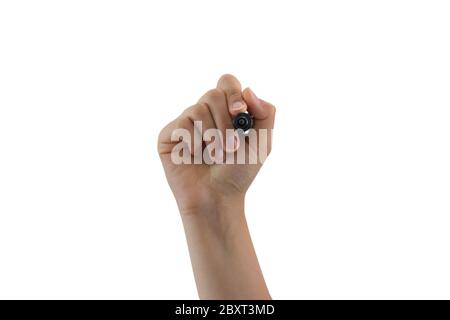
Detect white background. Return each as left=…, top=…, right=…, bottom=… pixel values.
left=0, top=1, right=449, bottom=299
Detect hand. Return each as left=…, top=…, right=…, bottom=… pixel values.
left=157, top=74, right=276, bottom=216
left=157, top=74, right=275, bottom=299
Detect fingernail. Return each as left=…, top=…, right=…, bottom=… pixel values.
left=231, top=101, right=245, bottom=111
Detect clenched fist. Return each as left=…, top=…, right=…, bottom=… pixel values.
left=158, top=74, right=276, bottom=216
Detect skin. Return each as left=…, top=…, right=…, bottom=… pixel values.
left=158, top=74, right=276, bottom=300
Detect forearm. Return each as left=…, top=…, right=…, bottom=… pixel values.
left=180, top=198, right=271, bottom=300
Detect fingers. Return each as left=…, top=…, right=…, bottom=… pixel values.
left=158, top=103, right=216, bottom=157
left=198, top=88, right=238, bottom=153
left=242, top=87, right=276, bottom=130
left=157, top=118, right=180, bottom=155
left=217, top=74, right=247, bottom=116
left=197, top=89, right=232, bottom=134
left=158, top=78, right=275, bottom=161
left=181, top=102, right=216, bottom=135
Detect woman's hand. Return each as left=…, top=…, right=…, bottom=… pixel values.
left=158, top=74, right=276, bottom=216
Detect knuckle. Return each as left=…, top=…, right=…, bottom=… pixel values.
left=217, top=74, right=241, bottom=90
left=176, top=115, right=191, bottom=128
left=264, top=101, right=276, bottom=116
left=158, top=123, right=167, bottom=137
left=191, top=103, right=210, bottom=119
left=182, top=103, right=210, bottom=122
left=157, top=121, right=171, bottom=141
left=271, top=104, right=276, bottom=116
left=203, top=88, right=225, bottom=103
left=228, top=91, right=243, bottom=102
left=157, top=120, right=175, bottom=153
left=218, top=73, right=237, bottom=83
left=157, top=128, right=164, bottom=144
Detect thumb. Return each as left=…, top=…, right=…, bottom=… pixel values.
left=242, top=87, right=276, bottom=131
left=242, top=87, right=276, bottom=157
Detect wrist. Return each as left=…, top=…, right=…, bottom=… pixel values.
left=179, top=194, right=247, bottom=243
left=178, top=192, right=245, bottom=218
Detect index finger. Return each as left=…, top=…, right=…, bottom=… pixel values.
left=216, top=74, right=248, bottom=116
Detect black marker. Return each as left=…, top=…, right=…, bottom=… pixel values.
left=232, top=112, right=254, bottom=132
